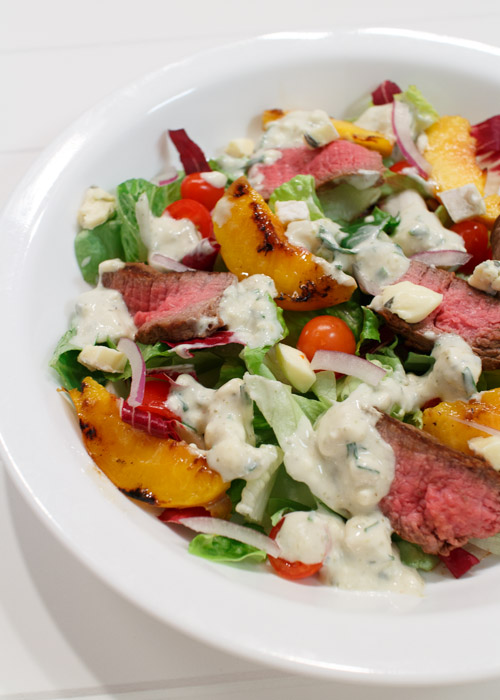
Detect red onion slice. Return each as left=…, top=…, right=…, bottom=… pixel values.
left=311, top=350, right=387, bottom=386
left=181, top=238, right=220, bottom=271
left=451, top=416, right=500, bottom=438
left=352, top=263, right=384, bottom=296
left=174, top=516, right=281, bottom=557
left=149, top=253, right=193, bottom=272
left=392, top=101, right=431, bottom=179
left=117, top=338, right=145, bottom=407
left=411, top=250, right=472, bottom=268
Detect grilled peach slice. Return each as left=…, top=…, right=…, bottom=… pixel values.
left=68, top=377, right=228, bottom=507
left=213, top=177, right=356, bottom=311
left=261, top=109, right=393, bottom=157
left=422, top=388, right=500, bottom=456
left=478, top=195, right=500, bottom=229
left=424, top=116, right=486, bottom=195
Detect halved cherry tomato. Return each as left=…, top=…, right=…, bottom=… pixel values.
left=181, top=172, right=225, bottom=210
left=268, top=518, right=323, bottom=580
left=389, top=159, right=411, bottom=173
left=297, top=315, right=356, bottom=362
left=451, top=220, right=492, bottom=274
left=165, top=199, right=213, bottom=239
left=140, top=379, right=179, bottom=421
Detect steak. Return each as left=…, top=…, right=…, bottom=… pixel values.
left=373, top=260, right=500, bottom=369
left=101, top=263, right=236, bottom=344
left=377, top=413, right=500, bottom=555
left=490, top=215, right=500, bottom=261
left=248, top=140, right=384, bottom=200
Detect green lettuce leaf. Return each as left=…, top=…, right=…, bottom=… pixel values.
left=393, top=535, right=439, bottom=571
left=188, top=534, right=267, bottom=563
left=74, top=217, right=125, bottom=285
left=115, top=177, right=183, bottom=262
left=397, top=84, right=440, bottom=132
left=317, top=182, right=382, bottom=223
left=268, top=174, right=325, bottom=221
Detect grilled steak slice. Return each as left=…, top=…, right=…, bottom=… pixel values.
left=374, top=260, right=500, bottom=370
left=377, top=413, right=500, bottom=555
left=101, top=263, right=236, bottom=344
left=248, top=141, right=384, bottom=200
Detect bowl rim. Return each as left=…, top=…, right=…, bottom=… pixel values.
left=3, top=28, right=500, bottom=686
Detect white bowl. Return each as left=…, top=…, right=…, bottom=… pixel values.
left=2, top=29, right=500, bottom=685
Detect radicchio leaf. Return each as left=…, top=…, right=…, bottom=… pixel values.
left=181, top=238, right=220, bottom=271
left=120, top=401, right=181, bottom=440
left=169, top=128, right=212, bottom=174
left=439, top=547, right=480, bottom=579
left=471, top=115, right=500, bottom=172
left=371, top=80, right=402, bottom=105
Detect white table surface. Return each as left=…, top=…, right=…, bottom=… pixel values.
left=3, top=2, right=500, bottom=698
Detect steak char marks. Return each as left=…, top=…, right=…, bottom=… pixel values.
left=101, top=263, right=236, bottom=345
left=377, top=413, right=500, bottom=555
left=375, top=260, right=500, bottom=370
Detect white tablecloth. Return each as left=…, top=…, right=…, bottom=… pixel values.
left=2, top=2, right=500, bottom=698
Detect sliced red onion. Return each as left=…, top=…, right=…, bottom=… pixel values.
left=392, top=101, right=431, bottom=179
left=372, top=80, right=402, bottom=105
left=451, top=416, right=500, bottom=438
left=174, top=516, right=281, bottom=557
left=119, top=400, right=181, bottom=440
left=149, top=253, right=193, bottom=272
left=168, top=128, right=211, bottom=174
left=181, top=238, right=220, bottom=271
left=411, top=250, right=472, bottom=268
left=352, top=263, right=384, bottom=296
left=158, top=167, right=180, bottom=186
left=311, top=350, right=387, bottom=386
left=117, top=338, right=145, bottom=407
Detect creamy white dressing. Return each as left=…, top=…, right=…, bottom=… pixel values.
left=218, top=275, right=284, bottom=348
left=381, top=190, right=466, bottom=256
left=70, top=260, right=136, bottom=348
left=135, top=193, right=201, bottom=261
left=166, top=375, right=281, bottom=483
left=259, top=109, right=338, bottom=150
left=316, top=218, right=410, bottom=291
left=275, top=510, right=423, bottom=594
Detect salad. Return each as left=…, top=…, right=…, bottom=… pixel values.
left=51, top=79, right=500, bottom=595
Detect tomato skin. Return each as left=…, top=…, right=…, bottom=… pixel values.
left=268, top=519, right=323, bottom=580
left=389, top=159, right=411, bottom=173
left=451, top=220, right=492, bottom=274
left=180, top=172, right=225, bottom=210
left=140, top=379, right=179, bottom=421
left=165, top=199, right=213, bottom=239
left=297, top=316, right=356, bottom=362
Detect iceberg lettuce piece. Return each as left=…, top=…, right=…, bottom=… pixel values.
left=268, top=174, right=325, bottom=221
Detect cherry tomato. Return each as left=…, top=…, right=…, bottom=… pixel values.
left=165, top=199, right=213, bottom=239
left=140, top=379, right=179, bottom=421
left=180, top=172, right=225, bottom=210
left=451, top=220, right=492, bottom=274
left=389, top=159, right=411, bottom=173
left=297, top=316, right=356, bottom=362
left=268, top=518, right=323, bottom=581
